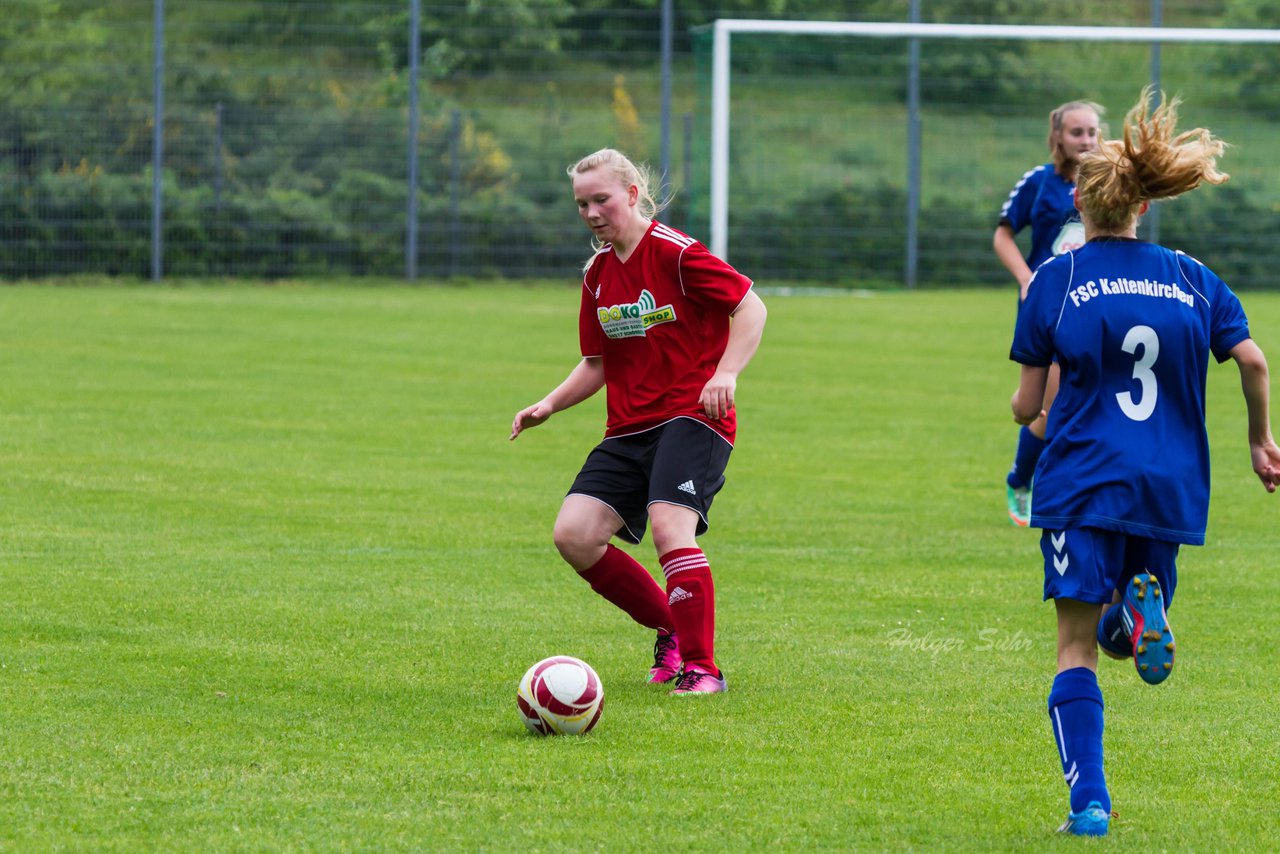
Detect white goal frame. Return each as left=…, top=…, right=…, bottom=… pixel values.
left=708, top=20, right=1280, bottom=263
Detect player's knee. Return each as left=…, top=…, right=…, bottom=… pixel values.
left=552, top=520, right=583, bottom=560
left=553, top=517, right=603, bottom=568
left=648, top=507, right=697, bottom=554
left=649, top=527, right=681, bottom=556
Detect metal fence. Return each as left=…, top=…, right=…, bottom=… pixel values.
left=2, top=1, right=1277, bottom=287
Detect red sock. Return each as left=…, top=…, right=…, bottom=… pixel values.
left=579, top=544, right=674, bottom=632
left=660, top=548, right=716, bottom=674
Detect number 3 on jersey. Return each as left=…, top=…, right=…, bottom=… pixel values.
left=1116, top=325, right=1159, bottom=422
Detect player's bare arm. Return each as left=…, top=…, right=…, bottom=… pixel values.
left=699, top=291, right=767, bottom=421
left=511, top=356, right=605, bottom=440
left=1230, top=338, right=1280, bottom=491
left=1011, top=364, right=1049, bottom=425
left=993, top=224, right=1034, bottom=298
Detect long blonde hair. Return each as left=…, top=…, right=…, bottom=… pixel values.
left=1076, top=89, right=1228, bottom=234
left=1048, top=100, right=1104, bottom=177
left=568, top=148, right=668, bottom=257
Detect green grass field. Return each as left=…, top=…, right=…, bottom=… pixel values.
left=2, top=281, right=1278, bottom=850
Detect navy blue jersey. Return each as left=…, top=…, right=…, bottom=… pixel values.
left=1010, top=237, right=1251, bottom=544
left=999, top=163, right=1085, bottom=270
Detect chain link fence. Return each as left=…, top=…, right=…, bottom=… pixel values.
left=2, top=1, right=1276, bottom=287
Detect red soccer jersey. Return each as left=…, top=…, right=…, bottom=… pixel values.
left=578, top=221, right=754, bottom=443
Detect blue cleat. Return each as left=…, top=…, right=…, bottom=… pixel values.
left=1057, top=801, right=1110, bottom=836
left=1096, top=604, right=1131, bottom=658
left=1121, top=573, right=1175, bottom=685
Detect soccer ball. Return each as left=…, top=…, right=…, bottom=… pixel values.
left=516, top=656, right=604, bottom=736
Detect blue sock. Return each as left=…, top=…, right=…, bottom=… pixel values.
left=1097, top=603, right=1130, bottom=657
left=1048, top=667, right=1110, bottom=814
left=1007, top=426, right=1045, bottom=490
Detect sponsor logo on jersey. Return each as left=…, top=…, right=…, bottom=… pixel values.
left=596, top=288, right=677, bottom=338
left=1051, top=221, right=1086, bottom=255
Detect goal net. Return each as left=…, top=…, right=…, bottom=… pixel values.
left=691, top=20, right=1280, bottom=289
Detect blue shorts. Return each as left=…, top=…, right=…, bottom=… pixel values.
left=1040, top=527, right=1179, bottom=606
left=567, top=417, right=732, bottom=545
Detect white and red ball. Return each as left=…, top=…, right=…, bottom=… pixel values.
left=516, top=656, right=604, bottom=735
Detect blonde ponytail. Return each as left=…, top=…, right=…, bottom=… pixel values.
left=1076, top=89, right=1228, bottom=233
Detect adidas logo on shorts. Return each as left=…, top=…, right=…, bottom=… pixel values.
left=668, top=586, right=693, bottom=604
left=677, top=480, right=697, bottom=496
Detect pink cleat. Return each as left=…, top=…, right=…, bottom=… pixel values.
left=648, top=630, right=683, bottom=684
left=671, top=665, right=727, bottom=696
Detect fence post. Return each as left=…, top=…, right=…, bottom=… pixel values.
left=1145, top=0, right=1163, bottom=244
left=682, top=112, right=693, bottom=234
left=659, top=0, right=673, bottom=199
left=905, top=0, right=921, bottom=290
left=213, top=103, right=224, bottom=213
left=449, top=110, right=462, bottom=278
left=406, top=0, right=421, bottom=281
left=151, top=0, right=165, bottom=281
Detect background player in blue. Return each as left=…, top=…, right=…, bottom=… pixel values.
left=995, top=101, right=1102, bottom=526
left=1010, top=89, right=1280, bottom=836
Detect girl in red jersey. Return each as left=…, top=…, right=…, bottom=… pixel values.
left=510, top=148, right=767, bottom=695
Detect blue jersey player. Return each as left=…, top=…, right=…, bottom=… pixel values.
left=1010, top=90, right=1280, bottom=837
left=995, top=101, right=1102, bottom=527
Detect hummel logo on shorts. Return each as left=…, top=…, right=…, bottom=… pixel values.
left=677, top=480, right=697, bottom=495
left=668, top=586, right=692, bottom=605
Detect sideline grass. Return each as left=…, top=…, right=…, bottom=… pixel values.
left=1, top=281, right=1277, bottom=849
